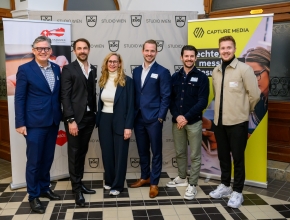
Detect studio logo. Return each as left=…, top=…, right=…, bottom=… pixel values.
left=174, top=65, right=183, bottom=72
left=71, top=41, right=75, bottom=52
left=175, top=16, right=186, bottom=28
left=131, top=15, right=142, bottom=27
left=40, top=28, right=65, bottom=37
left=156, top=40, right=164, bottom=52
left=172, top=157, right=178, bottom=168
left=41, top=16, right=52, bottom=21
left=193, top=27, right=205, bottom=38
left=86, top=15, right=97, bottom=27
left=130, top=158, right=140, bottom=168
left=130, top=65, right=139, bottom=74
left=56, top=130, right=67, bottom=146
left=108, top=40, right=120, bottom=52
left=88, top=158, right=99, bottom=168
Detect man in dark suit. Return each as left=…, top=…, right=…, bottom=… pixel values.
left=130, top=39, right=171, bottom=198
left=61, top=38, right=97, bottom=207
left=15, top=36, right=62, bottom=214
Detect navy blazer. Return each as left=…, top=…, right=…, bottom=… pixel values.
left=96, top=76, right=134, bottom=135
left=15, top=59, right=62, bottom=128
left=133, top=62, right=171, bottom=123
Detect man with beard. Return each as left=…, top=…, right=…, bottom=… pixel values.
left=166, top=45, right=209, bottom=200
left=130, top=39, right=171, bottom=198
left=61, top=38, right=97, bottom=207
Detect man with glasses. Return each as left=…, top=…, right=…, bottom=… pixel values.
left=61, top=38, right=97, bottom=207
left=209, top=36, right=260, bottom=208
left=15, top=36, right=62, bottom=214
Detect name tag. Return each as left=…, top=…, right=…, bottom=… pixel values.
left=190, top=77, right=198, bottom=82
left=229, top=81, right=238, bottom=87
left=57, top=76, right=59, bottom=80
left=151, top=73, right=158, bottom=79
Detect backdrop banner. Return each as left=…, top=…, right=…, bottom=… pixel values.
left=188, top=14, right=273, bottom=188
left=3, top=18, right=71, bottom=189
left=28, top=11, right=198, bottom=173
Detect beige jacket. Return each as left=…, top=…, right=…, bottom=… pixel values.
left=212, top=58, right=260, bottom=126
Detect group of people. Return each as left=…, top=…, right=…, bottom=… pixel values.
left=14, top=34, right=262, bottom=214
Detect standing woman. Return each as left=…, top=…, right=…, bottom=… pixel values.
left=96, top=52, right=134, bottom=195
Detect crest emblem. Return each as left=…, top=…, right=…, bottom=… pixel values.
left=41, top=16, right=52, bottom=21
left=108, top=40, right=120, bottom=52
left=88, top=158, right=99, bottom=168
left=156, top=40, right=164, bottom=52
left=175, top=16, right=186, bottom=28
left=131, top=15, right=142, bottom=27
left=130, top=65, right=139, bottom=74
left=130, top=158, right=140, bottom=168
left=172, top=157, right=178, bottom=168
left=86, top=16, right=97, bottom=27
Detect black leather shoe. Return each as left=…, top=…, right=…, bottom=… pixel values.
left=81, top=184, right=96, bottom=194
left=29, top=198, right=45, bottom=214
left=75, top=191, right=85, bottom=207
left=40, top=189, right=61, bottom=200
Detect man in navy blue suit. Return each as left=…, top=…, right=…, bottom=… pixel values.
left=15, top=36, right=62, bottom=214
left=130, top=39, right=171, bottom=198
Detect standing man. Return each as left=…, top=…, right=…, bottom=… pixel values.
left=15, top=36, right=62, bottom=214
left=61, top=38, right=97, bottom=207
left=166, top=45, right=209, bottom=200
left=130, top=39, right=171, bottom=198
left=209, top=36, right=260, bottom=208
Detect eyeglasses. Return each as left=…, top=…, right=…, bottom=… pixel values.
left=33, top=47, right=51, bottom=52
left=108, top=60, right=119, bottom=64
left=254, top=69, right=266, bottom=81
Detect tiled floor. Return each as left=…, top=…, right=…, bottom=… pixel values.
left=0, top=159, right=12, bottom=180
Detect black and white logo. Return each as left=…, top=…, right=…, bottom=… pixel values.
left=172, top=157, right=178, bottom=168
left=88, top=158, right=99, bottom=168
left=130, top=158, right=140, bottom=168
left=156, top=40, right=164, bottom=52
left=108, top=40, right=120, bottom=52
left=175, top=16, right=186, bottom=28
left=41, top=16, right=52, bottom=21
left=193, top=27, right=205, bottom=38
left=71, top=41, right=75, bottom=52
left=86, top=16, right=97, bottom=27
left=130, top=65, right=139, bottom=74
left=174, top=65, right=183, bottom=72
left=131, top=15, right=142, bottom=27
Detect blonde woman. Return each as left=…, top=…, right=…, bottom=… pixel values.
left=96, top=53, right=134, bottom=195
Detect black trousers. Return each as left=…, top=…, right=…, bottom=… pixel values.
left=214, top=121, right=248, bottom=193
left=98, top=112, right=129, bottom=192
left=65, top=111, right=95, bottom=192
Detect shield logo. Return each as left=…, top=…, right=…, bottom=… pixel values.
left=130, top=65, right=139, bottom=74
left=71, top=41, right=75, bottom=52
left=174, top=65, right=183, bottom=72
left=175, top=16, right=186, bottom=28
left=130, top=158, right=140, bottom=168
left=156, top=40, right=164, bottom=52
left=172, top=157, right=178, bottom=168
left=131, top=15, right=142, bottom=27
left=86, top=15, right=97, bottom=27
left=41, top=16, right=52, bottom=21
left=108, top=40, right=120, bottom=52
left=88, top=158, right=99, bottom=168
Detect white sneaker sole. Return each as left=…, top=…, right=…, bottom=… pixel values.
left=227, top=198, right=244, bottom=208
left=166, top=182, right=188, bottom=187
left=109, top=191, right=120, bottom=196
left=184, top=193, right=196, bottom=200
left=209, top=192, right=231, bottom=199
left=104, top=185, right=111, bottom=190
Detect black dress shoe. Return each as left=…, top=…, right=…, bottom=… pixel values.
left=75, top=191, right=85, bottom=207
left=40, top=189, right=61, bottom=200
left=30, top=198, right=45, bottom=214
left=81, top=184, right=96, bottom=194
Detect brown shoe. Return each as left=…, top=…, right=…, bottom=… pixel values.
left=130, top=178, right=150, bottom=188
left=149, top=185, right=159, bottom=198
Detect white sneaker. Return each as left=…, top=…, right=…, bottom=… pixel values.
left=209, top=184, right=232, bottom=199
left=109, top=190, right=120, bottom=196
left=184, top=185, right=197, bottom=200
left=166, top=176, right=188, bottom=187
left=104, top=185, right=111, bottom=190
left=227, top=191, right=244, bottom=208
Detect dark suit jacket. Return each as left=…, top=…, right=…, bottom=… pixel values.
left=61, top=60, right=97, bottom=124
left=15, top=59, right=62, bottom=128
left=96, top=76, right=134, bottom=135
left=133, top=62, right=171, bottom=123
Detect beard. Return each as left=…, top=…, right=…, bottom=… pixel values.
left=77, top=53, right=88, bottom=62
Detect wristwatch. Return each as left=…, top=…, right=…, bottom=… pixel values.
left=67, top=118, right=75, bottom=124
left=158, top=118, right=163, bottom=123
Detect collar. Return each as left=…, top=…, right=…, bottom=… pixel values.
left=218, top=58, right=239, bottom=72
left=178, top=66, right=198, bottom=75
left=76, top=58, right=91, bottom=69
left=142, top=60, right=155, bottom=70
left=36, top=60, right=51, bottom=69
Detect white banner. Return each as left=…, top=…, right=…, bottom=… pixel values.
left=28, top=11, right=198, bottom=173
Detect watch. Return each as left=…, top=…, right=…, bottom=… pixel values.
left=67, top=118, right=75, bottom=124
left=158, top=118, right=163, bottom=123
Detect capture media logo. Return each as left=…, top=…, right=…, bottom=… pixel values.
left=41, top=16, right=52, bottom=21
left=108, top=40, right=120, bottom=52
left=174, top=65, right=183, bottom=72
left=130, top=158, right=140, bottom=168
left=156, top=40, right=164, bottom=52
left=86, top=15, right=97, bottom=27
left=131, top=15, right=142, bottom=27
left=130, top=65, right=139, bottom=74
left=193, top=27, right=205, bottom=38
left=88, top=158, right=99, bottom=168
left=175, top=16, right=186, bottom=28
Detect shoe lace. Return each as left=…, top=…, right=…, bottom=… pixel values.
left=230, top=192, right=239, bottom=200
left=186, top=185, right=194, bottom=193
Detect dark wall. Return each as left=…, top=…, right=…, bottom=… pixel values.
left=66, top=0, right=117, bottom=11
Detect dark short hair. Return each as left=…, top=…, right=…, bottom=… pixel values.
left=219, top=35, right=236, bottom=48
left=73, top=38, right=90, bottom=50
left=142, top=39, right=157, bottom=51
left=181, top=45, right=198, bottom=57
